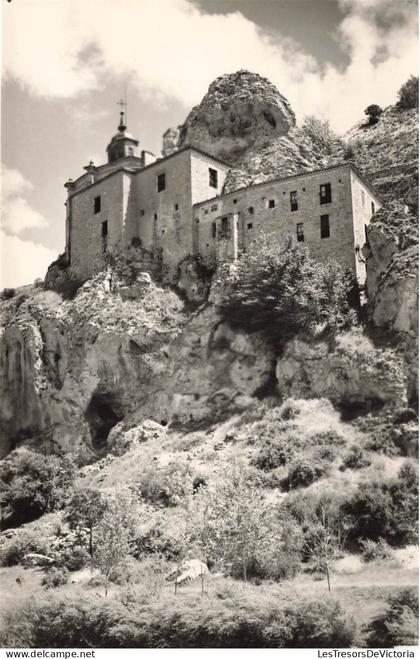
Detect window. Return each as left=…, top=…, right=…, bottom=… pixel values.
left=221, top=216, right=229, bottom=236
left=162, top=229, right=165, bottom=234
left=371, top=201, right=375, bottom=215
left=233, top=199, right=238, bottom=204
left=204, top=209, right=209, bottom=215
left=247, top=223, right=253, bottom=230
left=94, top=196, right=101, bottom=214
left=157, top=173, right=166, bottom=192
left=361, top=190, right=365, bottom=207
left=174, top=203, right=179, bottom=211
left=268, top=199, right=276, bottom=209
left=248, top=206, right=254, bottom=215
left=320, top=214, right=330, bottom=238
left=211, top=222, right=217, bottom=238
left=140, top=209, right=145, bottom=216
left=101, top=221, right=108, bottom=252
left=320, top=183, right=331, bottom=204
left=154, top=213, right=158, bottom=220
left=296, top=223, right=304, bottom=242
left=211, top=204, right=218, bottom=212
left=290, top=191, right=298, bottom=212
left=209, top=168, right=218, bottom=188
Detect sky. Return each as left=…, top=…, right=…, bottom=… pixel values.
left=1, top=0, right=418, bottom=288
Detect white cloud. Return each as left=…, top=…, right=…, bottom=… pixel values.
left=2, top=0, right=418, bottom=132
left=0, top=230, right=58, bottom=289
left=1, top=165, right=49, bottom=234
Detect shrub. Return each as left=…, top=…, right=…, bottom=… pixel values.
left=365, top=589, right=418, bottom=647
left=0, top=288, right=16, bottom=300
left=41, top=567, right=69, bottom=589
left=364, top=104, right=383, bottom=125
left=218, top=239, right=355, bottom=350
left=340, top=446, right=371, bottom=471
left=0, top=531, right=50, bottom=567
left=340, top=462, right=418, bottom=546
left=0, top=449, right=76, bottom=529
left=139, top=461, right=193, bottom=507
left=57, top=545, right=90, bottom=571
left=287, top=458, right=328, bottom=489
left=360, top=538, right=393, bottom=563
left=300, top=116, right=340, bottom=155
left=251, top=437, right=292, bottom=470
left=397, top=75, right=419, bottom=110
left=0, top=590, right=356, bottom=648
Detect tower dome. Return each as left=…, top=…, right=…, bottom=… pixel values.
left=106, top=108, right=139, bottom=163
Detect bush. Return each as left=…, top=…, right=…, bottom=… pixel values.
left=340, top=446, right=371, bottom=471
left=360, top=538, right=393, bottom=562
left=0, top=288, right=16, bottom=300
left=365, top=589, right=418, bottom=647
left=138, top=461, right=193, bottom=507
left=364, top=104, right=383, bottom=125
left=397, top=75, right=419, bottom=110
left=41, top=567, right=69, bottom=589
left=287, top=458, right=328, bottom=489
left=0, top=531, right=50, bottom=567
left=0, top=449, right=75, bottom=529
left=218, top=239, right=355, bottom=350
left=251, top=437, right=293, bottom=470
left=57, top=545, right=90, bottom=572
left=341, top=462, right=418, bottom=546
left=0, top=590, right=356, bottom=648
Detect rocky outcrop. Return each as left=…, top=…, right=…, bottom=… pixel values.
left=276, top=333, right=408, bottom=412
left=164, top=70, right=296, bottom=163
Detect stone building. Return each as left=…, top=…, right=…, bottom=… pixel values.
left=64, top=110, right=381, bottom=286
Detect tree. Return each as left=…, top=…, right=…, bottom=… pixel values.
left=301, top=506, right=342, bottom=592
left=192, top=466, right=278, bottom=582
left=66, top=487, right=108, bottom=555
left=364, top=104, right=382, bottom=125
left=219, top=237, right=355, bottom=350
left=0, top=449, right=75, bottom=529
left=92, top=490, right=137, bottom=596
left=397, top=75, right=419, bottom=110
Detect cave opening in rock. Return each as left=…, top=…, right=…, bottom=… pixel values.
left=85, top=392, right=124, bottom=451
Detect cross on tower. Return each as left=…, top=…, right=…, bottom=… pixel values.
left=117, top=98, right=127, bottom=130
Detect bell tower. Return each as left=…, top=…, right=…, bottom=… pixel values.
left=106, top=100, right=139, bottom=163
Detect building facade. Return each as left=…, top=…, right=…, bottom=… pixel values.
left=64, top=113, right=381, bottom=286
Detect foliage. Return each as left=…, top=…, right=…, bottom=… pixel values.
left=0, top=589, right=356, bottom=648
left=340, top=445, right=371, bottom=471
left=0, top=288, right=16, bottom=300
left=360, top=538, right=393, bottom=563
left=364, top=104, right=383, bottom=125
left=219, top=239, right=355, bottom=349
left=57, top=545, right=91, bottom=572
left=287, top=458, right=328, bottom=489
left=191, top=467, right=283, bottom=581
left=300, top=506, right=343, bottom=591
left=340, top=461, right=418, bottom=546
left=300, top=116, right=340, bottom=155
left=0, top=530, right=50, bottom=567
left=92, top=490, right=137, bottom=595
left=397, top=75, right=419, bottom=110
left=365, top=589, right=418, bottom=648
left=251, top=436, right=293, bottom=470
left=0, top=449, right=76, bottom=529
left=66, top=487, right=108, bottom=555
left=41, top=567, right=69, bottom=589
left=138, top=461, right=193, bottom=507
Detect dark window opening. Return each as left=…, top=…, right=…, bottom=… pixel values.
left=196, top=218, right=200, bottom=224
left=162, top=229, right=165, bottom=234
left=233, top=199, right=238, bottom=204
left=209, top=168, right=218, bottom=188
left=247, top=223, right=253, bottom=230
left=320, top=214, right=330, bottom=239
left=364, top=224, right=369, bottom=246
left=221, top=216, right=229, bottom=237
left=154, top=213, right=158, bottom=220
left=204, top=209, right=209, bottom=215
left=211, top=222, right=217, bottom=238
left=140, top=209, right=145, bottom=216
left=157, top=173, right=166, bottom=192
left=175, top=203, right=179, bottom=211
left=290, top=191, right=298, bottom=211
left=94, top=196, right=101, bottom=214
left=268, top=199, right=276, bottom=209
left=320, top=183, right=332, bottom=204
left=101, top=221, right=108, bottom=253
left=371, top=201, right=375, bottom=215
left=211, top=204, right=218, bottom=211
left=296, top=223, right=304, bottom=242
left=248, top=206, right=254, bottom=214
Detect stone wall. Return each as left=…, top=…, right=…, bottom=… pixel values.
left=193, top=164, right=381, bottom=283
